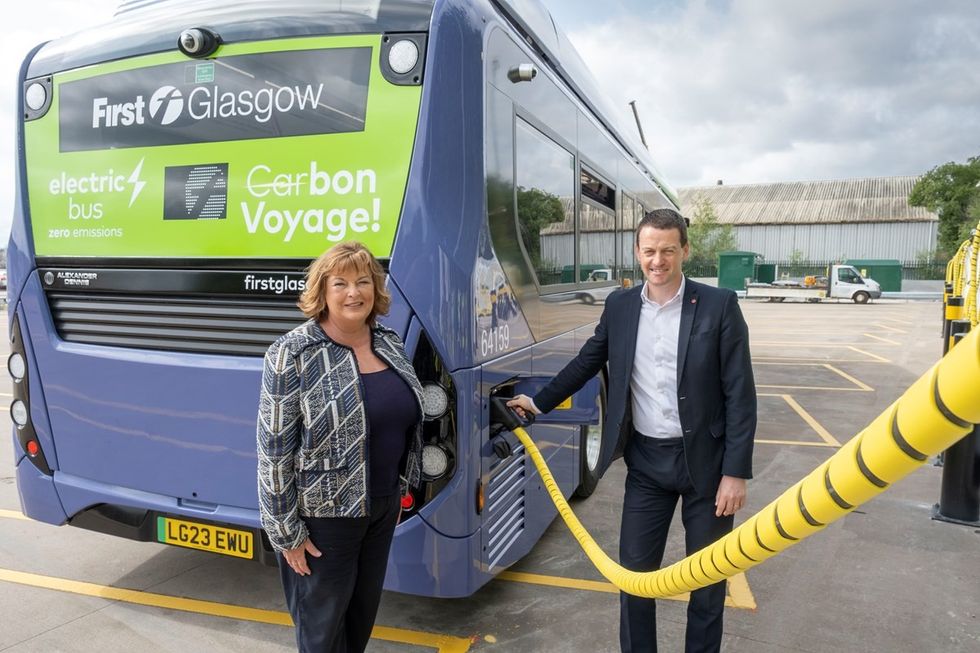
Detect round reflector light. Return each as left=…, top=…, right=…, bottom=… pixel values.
left=11, top=400, right=29, bottom=426
left=421, top=444, right=449, bottom=479
left=25, top=83, right=47, bottom=111
left=26, top=440, right=40, bottom=457
left=400, top=493, right=415, bottom=511
left=388, top=40, right=419, bottom=74
left=421, top=382, right=449, bottom=420
left=8, top=353, right=26, bottom=380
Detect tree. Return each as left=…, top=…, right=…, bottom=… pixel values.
left=515, top=186, right=566, bottom=272
left=685, top=194, right=738, bottom=268
left=908, top=156, right=980, bottom=256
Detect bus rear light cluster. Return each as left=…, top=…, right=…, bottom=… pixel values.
left=8, top=315, right=52, bottom=474
left=412, top=332, right=457, bottom=506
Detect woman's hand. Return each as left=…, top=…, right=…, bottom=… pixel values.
left=282, top=537, right=322, bottom=576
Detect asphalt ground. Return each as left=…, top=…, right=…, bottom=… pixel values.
left=1, top=299, right=978, bottom=652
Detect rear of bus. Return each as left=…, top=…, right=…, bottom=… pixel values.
left=8, top=0, right=438, bottom=569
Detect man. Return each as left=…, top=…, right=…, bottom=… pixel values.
left=508, top=208, right=756, bottom=653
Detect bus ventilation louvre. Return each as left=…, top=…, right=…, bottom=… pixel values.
left=485, top=444, right=526, bottom=568
left=45, top=291, right=305, bottom=357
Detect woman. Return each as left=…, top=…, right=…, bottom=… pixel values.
left=257, top=241, right=424, bottom=653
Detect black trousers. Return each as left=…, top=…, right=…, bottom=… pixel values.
left=278, top=494, right=401, bottom=653
left=619, top=435, right=734, bottom=653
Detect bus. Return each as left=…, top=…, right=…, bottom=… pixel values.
left=8, top=0, right=678, bottom=597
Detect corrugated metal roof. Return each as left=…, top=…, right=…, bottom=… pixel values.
left=677, top=176, right=937, bottom=225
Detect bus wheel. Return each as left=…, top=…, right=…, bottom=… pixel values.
left=853, top=291, right=870, bottom=304
left=574, top=375, right=606, bottom=498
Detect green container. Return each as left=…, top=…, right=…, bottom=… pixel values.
left=561, top=264, right=607, bottom=283
left=844, top=259, right=902, bottom=292
left=718, top=251, right=758, bottom=291
left=755, top=263, right=777, bottom=284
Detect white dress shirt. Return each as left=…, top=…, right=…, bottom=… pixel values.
left=631, top=277, right=685, bottom=439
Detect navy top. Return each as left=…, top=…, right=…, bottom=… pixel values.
left=362, top=368, right=419, bottom=497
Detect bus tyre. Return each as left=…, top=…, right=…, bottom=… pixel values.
left=853, top=291, right=870, bottom=304
left=574, top=375, right=607, bottom=498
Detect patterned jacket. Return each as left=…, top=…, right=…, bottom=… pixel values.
left=256, top=319, right=424, bottom=552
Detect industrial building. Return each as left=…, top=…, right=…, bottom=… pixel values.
left=676, top=176, right=938, bottom=261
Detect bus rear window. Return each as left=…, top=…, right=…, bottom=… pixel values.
left=58, top=47, right=372, bottom=152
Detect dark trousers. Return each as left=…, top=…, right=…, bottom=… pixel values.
left=619, top=435, right=734, bottom=653
left=278, top=494, right=401, bottom=653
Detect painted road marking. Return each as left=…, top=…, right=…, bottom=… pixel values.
left=755, top=362, right=874, bottom=392
left=752, top=341, right=896, bottom=347
left=0, top=567, right=472, bottom=652
left=0, top=509, right=29, bottom=521
left=755, top=393, right=841, bottom=447
left=872, top=322, right=907, bottom=334
left=862, top=333, right=901, bottom=345
left=497, top=570, right=756, bottom=609
left=753, top=355, right=887, bottom=364
left=753, top=343, right=891, bottom=364
left=823, top=364, right=874, bottom=391
left=846, top=346, right=891, bottom=363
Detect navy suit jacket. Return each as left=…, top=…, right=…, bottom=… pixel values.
left=534, top=278, right=756, bottom=498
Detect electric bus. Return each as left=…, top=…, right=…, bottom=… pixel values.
left=8, top=0, right=678, bottom=597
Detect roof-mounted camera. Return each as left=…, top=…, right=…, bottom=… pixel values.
left=177, top=28, right=221, bottom=59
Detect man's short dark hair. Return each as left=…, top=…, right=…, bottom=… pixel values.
left=636, top=208, right=689, bottom=247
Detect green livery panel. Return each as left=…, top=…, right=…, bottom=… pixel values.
left=25, top=35, right=422, bottom=259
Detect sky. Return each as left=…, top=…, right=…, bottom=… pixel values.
left=2, top=0, right=979, bottom=239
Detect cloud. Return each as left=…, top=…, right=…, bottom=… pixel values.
left=0, top=1, right=118, bottom=241
left=557, top=0, right=980, bottom=186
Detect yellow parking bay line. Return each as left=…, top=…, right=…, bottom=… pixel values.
left=754, top=439, right=839, bottom=448
left=823, top=364, right=874, bottom=391
left=753, top=355, right=888, bottom=364
left=751, top=341, right=896, bottom=347
left=497, top=571, right=756, bottom=609
left=0, top=509, right=29, bottom=521
left=756, top=393, right=841, bottom=447
left=778, top=395, right=841, bottom=446
left=755, top=362, right=874, bottom=392
left=0, top=568, right=471, bottom=653
left=862, top=333, right=901, bottom=345
left=873, top=322, right=908, bottom=333
left=847, top=346, right=891, bottom=363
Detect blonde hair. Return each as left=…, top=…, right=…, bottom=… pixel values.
left=298, top=242, right=390, bottom=324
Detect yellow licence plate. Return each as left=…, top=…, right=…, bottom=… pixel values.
left=157, top=516, right=254, bottom=559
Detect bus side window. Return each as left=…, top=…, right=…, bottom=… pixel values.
left=579, top=165, right=616, bottom=283
left=514, top=118, right=576, bottom=287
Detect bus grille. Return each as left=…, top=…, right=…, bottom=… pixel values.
left=46, top=292, right=306, bottom=357
left=485, top=445, right=526, bottom=569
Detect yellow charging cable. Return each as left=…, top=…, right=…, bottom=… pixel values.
left=496, top=327, right=980, bottom=598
